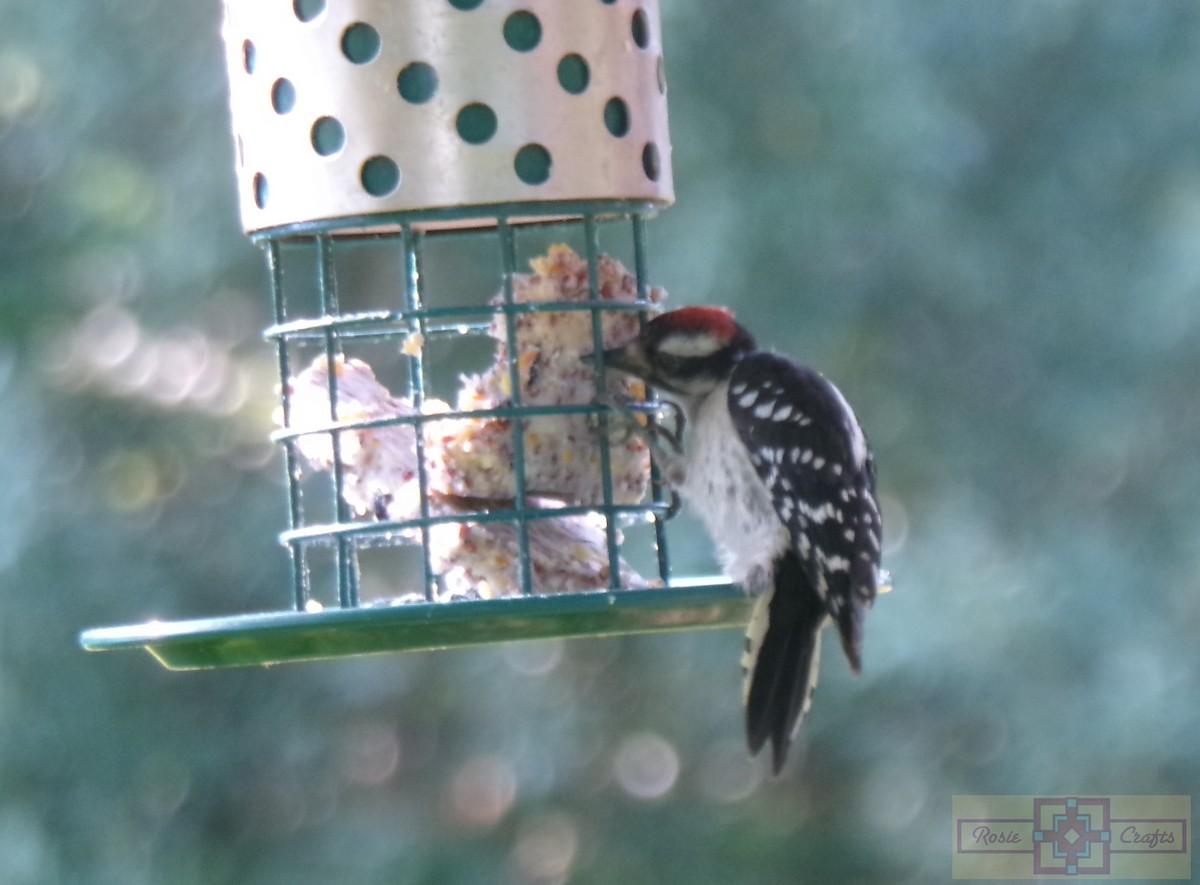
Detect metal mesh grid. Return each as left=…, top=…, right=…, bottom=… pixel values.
left=268, top=205, right=673, bottom=609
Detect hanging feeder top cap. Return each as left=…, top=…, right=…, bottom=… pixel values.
left=223, top=0, right=674, bottom=235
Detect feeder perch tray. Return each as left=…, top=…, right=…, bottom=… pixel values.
left=79, top=582, right=751, bottom=670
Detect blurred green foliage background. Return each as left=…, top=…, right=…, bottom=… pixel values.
left=2, top=1, right=1199, bottom=882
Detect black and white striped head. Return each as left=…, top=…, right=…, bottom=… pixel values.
left=603, top=307, right=756, bottom=397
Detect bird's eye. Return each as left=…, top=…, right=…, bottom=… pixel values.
left=655, top=353, right=684, bottom=373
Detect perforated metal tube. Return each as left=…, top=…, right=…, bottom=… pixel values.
left=224, top=0, right=673, bottom=234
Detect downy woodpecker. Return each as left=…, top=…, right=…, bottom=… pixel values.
left=603, top=307, right=883, bottom=773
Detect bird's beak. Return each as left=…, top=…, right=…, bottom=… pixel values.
left=601, top=341, right=651, bottom=379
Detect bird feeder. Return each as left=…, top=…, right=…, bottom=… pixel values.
left=80, top=0, right=748, bottom=670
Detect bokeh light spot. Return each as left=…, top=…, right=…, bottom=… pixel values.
left=613, top=732, right=679, bottom=799
left=0, top=51, right=47, bottom=120
left=449, top=755, right=517, bottom=828
left=696, top=740, right=763, bottom=803
left=513, top=813, right=580, bottom=882
left=503, top=638, right=564, bottom=675
left=99, top=449, right=163, bottom=512
left=339, top=721, right=401, bottom=785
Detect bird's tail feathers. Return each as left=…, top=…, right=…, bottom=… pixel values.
left=743, top=551, right=826, bottom=775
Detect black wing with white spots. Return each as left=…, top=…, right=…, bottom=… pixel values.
left=727, top=352, right=882, bottom=670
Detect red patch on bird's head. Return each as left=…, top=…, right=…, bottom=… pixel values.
left=652, top=306, right=742, bottom=344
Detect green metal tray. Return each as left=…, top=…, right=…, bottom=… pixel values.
left=79, top=581, right=750, bottom=670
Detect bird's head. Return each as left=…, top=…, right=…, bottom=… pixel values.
left=603, top=306, right=756, bottom=398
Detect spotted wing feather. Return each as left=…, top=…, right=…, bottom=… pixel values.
left=727, top=352, right=882, bottom=670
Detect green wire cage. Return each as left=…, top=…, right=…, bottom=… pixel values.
left=80, top=0, right=749, bottom=670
